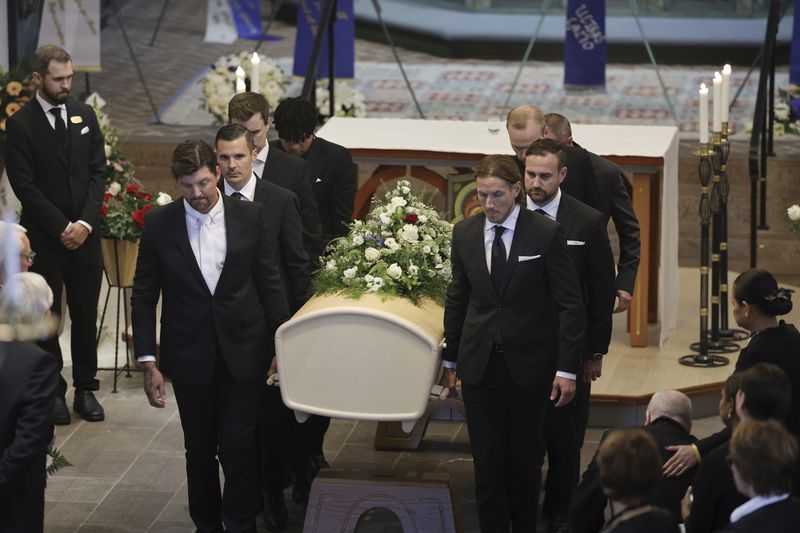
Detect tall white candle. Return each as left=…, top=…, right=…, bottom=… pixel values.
left=250, top=52, right=261, bottom=94
left=236, top=66, right=246, bottom=94
left=721, top=64, right=732, bottom=123
left=699, top=83, right=709, bottom=144
left=712, top=71, right=722, bottom=133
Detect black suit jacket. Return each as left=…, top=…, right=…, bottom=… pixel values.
left=270, top=137, right=356, bottom=244
left=571, top=417, right=698, bottom=533
left=554, top=194, right=616, bottom=357
left=685, top=441, right=746, bottom=533
left=0, top=341, right=58, bottom=533
left=444, top=207, right=585, bottom=386
left=131, top=196, right=290, bottom=386
left=5, top=96, right=106, bottom=261
left=586, top=151, right=641, bottom=295
left=719, top=497, right=800, bottom=533
left=220, top=178, right=311, bottom=313
left=262, top=147, right=323, bottom=261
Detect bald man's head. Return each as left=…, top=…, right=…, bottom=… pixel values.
left=646, top=390, right=693, bottom=432
left=506, top=105, right=546, bottom=161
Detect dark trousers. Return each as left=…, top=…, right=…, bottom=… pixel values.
left=32, top=241, right=102, bottom=397
left=259, top=386, right=330, bottom=493
left=0, top=481, right=45, bottom=533
left=461, top=351, right=551, bottom=533
left=576, top=373, right=591, bottom=448
left=172, top=355, right=260, bottom=533
left=542, top=379, right=580, bottom=517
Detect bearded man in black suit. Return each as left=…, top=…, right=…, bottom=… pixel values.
left=442, top=154, right=585, bottom=532
left=270, top=96, right=356, bottom=245
left=524, top=139, right=616, bottom=531
left=544, top=113, right=641, bottom=313
left=5, top=45, right=107, bottom=425
left=228, top=92, right=322, bottom=262
left=132, top=140, right=290, bottom=533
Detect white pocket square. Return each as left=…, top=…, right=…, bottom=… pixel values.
left=518, top=254, right=541, bottom=262
left=567, top=240, right=585, bottom=246
left=80, top=126, right=90, bottom=135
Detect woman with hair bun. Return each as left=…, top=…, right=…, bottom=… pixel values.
left=732, top=269, right=800, bottom=435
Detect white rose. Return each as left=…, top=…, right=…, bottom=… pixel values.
left=400, top=224, right=419, bottom=243
left=343, top=267, right=357, bottom=279
left=408, top=265, right=419, bottom=276
left=364, top=247, right=380, bottom=261
left=384, top=238, right=400, bottom=251
left=353, top=234, right=364, bottom=245
left=418, top=215, right=428, bottom=223
left=326, top=260, right=337, bottom=271
left=387, top=263, right=402, bottom=279
left=107, top=181, right=121, bottom=196
left=156, top=192, right=172, bottom=206
left=391, top=196, right=407, bottom=209
left=364, top=274, right=374, bottom=282
left=788, top=204, right=800, bottom=222
left=380, top=212, right=392, bottom=226
left=401, top=186, right=411, bottom=194
left=423, top=245, right=432, bottom=254
left=104, top=144, right=112, bottom=158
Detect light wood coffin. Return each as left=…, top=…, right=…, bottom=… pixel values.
left=275, top=293, right=444, bottom=423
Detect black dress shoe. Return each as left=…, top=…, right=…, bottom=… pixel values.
left=73, top=391, right=105, bottom=422
left=263, top=489, right=288, bottom=531
left=52, top=396, right=71, bottom=425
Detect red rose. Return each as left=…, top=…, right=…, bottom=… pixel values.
left=131, top=209, right=145, bottom=227
left=405, top=213, right=419, bottom=223
left=139, top=193, right=153, bottom=201
left=142, top=203, right=154, bottom=213
left=126, top=184, right=139, bottom=194
left=100, top=206, right=108, bottom=217
left=103, top=192, right=111, bottom=202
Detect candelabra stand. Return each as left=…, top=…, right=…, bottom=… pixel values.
left=681, top=142, right=729, bottom=367
left=718, top=122, right=750, bottom=341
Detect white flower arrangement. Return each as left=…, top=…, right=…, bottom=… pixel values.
left=312, top=180, right=452, bottom=304
left=315, top=80, right=367, bottom=121
left=788, top=203, right=800, bottom=232
left=203, top=51, right=287, bottom=123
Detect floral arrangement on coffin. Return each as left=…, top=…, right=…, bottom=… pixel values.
left=774, top=84, right=800, bottom=136
left=0, top=59, right=34, bottom=139
left=313, top=180, right=452, bottom=305
left=315, top=80, right=367, bottom=122
left=86, top=93, right=172, bottom=242
left=203, top=51, right=287, bottom=123
left=788, top=204, right=800, bottom=233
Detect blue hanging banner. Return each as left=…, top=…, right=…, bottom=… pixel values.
left=228, top=0, right=263, bottom=40
left=293, top=0, right=355, bottom=79
left=563, top=0, right=606, bottom=87
left=791, top=0, right=799, bottom=84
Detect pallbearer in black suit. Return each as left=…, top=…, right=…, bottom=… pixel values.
left=5, top=45, right=107, bottom=425
left=132, top=140, right=290, bottom=533
left=215, top=124, right=311, bottom=531
left=228, top=93, right=322, bottom=261
left=506, top=105, right=598, bottom=208
left=524, top=139, right=616, bottom=530
left=271, top=97, right=356, bottom=245
left=442, top=155, right=585, bottom=532
left=544, top=113, right=641, bottom=314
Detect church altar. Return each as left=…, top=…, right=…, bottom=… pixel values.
left=316, top=117, right=679, bottom=347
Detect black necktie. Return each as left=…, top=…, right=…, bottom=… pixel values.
left=534, top=208, right=547, bottom=216
left=491, top=225, right=506, bottom=294
left=50, top=108, right=67, bottom=151
left=230, top=191, right=245, bottom=200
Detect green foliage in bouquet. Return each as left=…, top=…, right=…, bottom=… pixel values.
left=313, top=180, right=453, bottom=305
left=46, top=446, right=72, bottom=477
left=0, top=58, right=34, bottom=140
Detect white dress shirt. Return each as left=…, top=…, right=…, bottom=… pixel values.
left=253, top=144, right=270, bottom=179
left=137, top=196, right=227, bottom=364
left=223, top=174, right=257, bottom=201
left=36, top=91, right=93, bottom=233
left=730, top=493, right=790, bottom=524
left=526, top=188, right=562, bottom=222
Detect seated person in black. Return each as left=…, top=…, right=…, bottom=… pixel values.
left=683, top=363, right=798, bottom=532
left=663, top=268, right=799, bottom=476
left=720, top=419, right=800, bottom=533
left=595, top=428, right=679, bottom=533
left=571, top=391, right=695, bottom=533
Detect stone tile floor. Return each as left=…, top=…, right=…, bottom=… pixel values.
left=45, top=367, right=723, bottom=532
